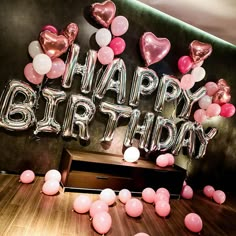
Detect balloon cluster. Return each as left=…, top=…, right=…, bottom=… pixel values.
left=203, top=185, right=226, bottom=204
left=155, top=153, right=175, bottom=167
left=91, top=0, right=128, bottom=65
left=24, top=23, right=79, bottom=85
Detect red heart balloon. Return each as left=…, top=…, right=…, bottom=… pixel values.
left=140, top=32, right=171, bottom=67
left=61, top=22, right=79, bottom=45
left=39, top=31, right=69, bottom=59
left=91, top=0, right=116, bottom=28
left=189, top=40, right=212, bottom=63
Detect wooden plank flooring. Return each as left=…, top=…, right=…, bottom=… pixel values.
left=0, top=174, right=236, bottom=236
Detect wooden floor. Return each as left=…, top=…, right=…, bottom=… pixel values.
left=0, top=174, right=236, bottom=236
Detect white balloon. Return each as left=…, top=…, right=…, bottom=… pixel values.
left=191, top=67, right=206, bottom=82
left=28, top=40, right=43, bottom=58
left=198, top=95, right=212, bottom=110
left=33, top=53, right=52, bottom=75
left=124, top=147, right=140, bottom=162
left=95, top=28, right=112, bottom=47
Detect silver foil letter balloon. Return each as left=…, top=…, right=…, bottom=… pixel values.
left=0, top=80, right=36, bottom=131
left=62, top=94, right=96, bottom=140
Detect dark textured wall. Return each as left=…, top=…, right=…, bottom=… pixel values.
left=0, top=0, right=236, bottom=191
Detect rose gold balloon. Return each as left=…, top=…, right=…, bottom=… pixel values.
left=213, top=90, right=231, bottom=104
left=91, top=0, right=116, bottom=28
left=61, top=23, right=79, bottom=45
left=39, top=31, right=69, bottom=59
left=189, top=40, right=212, bottom=63
left=217, top=78, right=230, bottom=93
left=140, top=32, right=171, bottom=67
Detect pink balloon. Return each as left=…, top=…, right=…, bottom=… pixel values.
left=155, top=200, right=171, bottom=217
left=203, top=185, right=215, bottom=198
left=180, top=74, right=195, bottom=90
left=134, top=233, right=150, bottom=236
left=156, top=154, right=169, bottom=167
left=183, top=180, right=187, bottom=186
left=154, top=192, right=170, bottom=204
left=45, top=169, right=61, bottom=182
left=142, top=187, right=156, bottom=203
left=111, top=16, right=129, bottom=36
left=220, top=103, right=235, bottom=118
left=89, top=200, right=109, bottom=218
left=42, top=179, right=60, bottom=196
left=24, top=63, right=44, bottom=85
left=41, top=24, right=58, bottom=34
left=213, top=190, right=226, bottom=204
left=194, top=109, right=207, bottom=124
left=46, top=58, right=65, bottom=79
left=191, top=67, right=206, bottom=82
left=19, top=170, right=35, bottom=184
left=205, top=82, right=219, bottom=96
left=118, top=189, right=132, bottom=204
left=192, top=60, right=204, bottom=68
left=178, top=55, right=193, bottom=74
left=184, top=213, right=203, bottom=233
left=165, top=153, right=175, bottom=166
left=97, top=46, right=114, bottom=65
left=109, top=37, right=126, bottom=55
left=73, top=195, right=92, bottom=214
left=181, top=185, right=193, bottom=199
left=198, top=95, right=212, bottom=110
left=156, top=187, right=170, bottom=199
left=125, top=198, right=143, bottom=217
left=99, top=188, right=116, bottom=206
left=92, top=211, right=112, bottom=235
left=206, top=103, right=221, bottom=117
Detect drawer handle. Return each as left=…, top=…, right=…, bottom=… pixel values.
left=96, top=176, right=108, bottom=180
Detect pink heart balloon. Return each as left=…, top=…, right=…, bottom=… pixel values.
left=91, top=0, right=116, bottom=28
left=39, top=30, right=69, bottom=59
left=61, top=22, right=79, bottom=45
left=140, top=32, right=171, bottom=67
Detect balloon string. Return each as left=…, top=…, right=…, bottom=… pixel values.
left=35, top=77, right=48, bottom=110
left=91, top=66, right=104, bottom=103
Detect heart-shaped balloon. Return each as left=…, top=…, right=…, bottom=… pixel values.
left=189, top=40, right=212, bottom=63
left=61, top=22, right=79, bottom=45
left=39, top=31, right=69, bottom=59
left=91, top=0, right=116, bottom=28
left=140, top=32, right=171, bottom=67
left=213, top=79, right=231, bottom=104
left=217, top=78, right=230, bottom=92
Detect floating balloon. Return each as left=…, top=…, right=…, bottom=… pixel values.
left=181, top=185, right=193, bottom=199
left=41, top=24, right=58, bottom=34
left=95, top=28, right=112, bottom=47
left=184, top=213, right=203, bottom=233
left=28, top=40, right=43, bottom=58
left=24, top=63, right=44, bottom=85
left=45, top=169, right=61, bottom=182
left=191, top=66, right=206, bottom=82
left=46, top=58, right=66, bottom=79
left=92, top=211, right=112, bottom=235
left=125, top=198, right=143, bottom=217
left=97, top=46, right=114, bottom=65
left=111, top=15, right=129, bottom=36
left=220, top=103, right=235, bottom=118
left=91, top=0, right=116, bottom=28
left=206, top=103, right=221, bottom=117
left=140, top=32, right=171, bottom=67
left=73, top=195, right=92, bottom=214
left=203, top=185, right=215, bottom=198
left=89, top=200, right=109, bottom=218
left=33, top=53, right=52, bottom=75
left=118, top=189, right=132, bottom=204
left=212, top=79, right=231, bottom=104
left=205, top=82, right=218, bottom=96
left=194, top=109, right=207, bottom=124
left=142, top=187, right=156, bottom=204
left=178, top=55, right=193, bottom=74
left=99, top=188, right=116, bottom=206
left=212, top=190, right=226, bottom=204
left=61, top=22, right=79, bottom=45
left=198, top=95, right=212, bottom=110
left=42, top=179, right=60, bottom=196
left=19, top=170, right=35, bottom=184
left=180, top=74, right=195, bottom=90
left=109, top=37, right=126, bottom=55
left=155, top=200, right=171, bottom=217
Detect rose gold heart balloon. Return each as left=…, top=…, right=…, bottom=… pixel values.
left=39, top=31, right=69, bottom=59
left=140, top=32, right=171, bottom=67
left=189, top=40, right=212, bottom=63
left=61, top=22, right=79, bottom=45
left=217, top=78, right=230, bottom=92
left=213, top=90, right=231, bottom=105
left=91, top=0, right=116, bottom=28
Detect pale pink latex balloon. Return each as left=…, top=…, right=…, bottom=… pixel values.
left=156, top=154, right=169, bottom=167
left=24, top=63, right=44, bottom=85
left=111, top=16, right=129, bottom=36
left=206, top=103, right=221, bottom=117
left=73, top=195, right=92, bottom=214
left=220, top=103, right=235, bottom=118
left=28, top=40, right=43, bottom=58
left=198, top=95, right=212, bottom=110
left=194, top=109, right=207, bottom=124
left=165, top=153, right=175, bottom=166
left=95, top=28, right=112, bottom=47
left=109, top=37, right=126, bottom=55
left=118, top=189, right=132, bottom=204
left=98, top=46, right=114, bottom=65
left=45, top=169, right=61, bottom=182
left=33, top=53, right=52, bottom=75
left=99, top=188, right=116, bottom=206
left=184, top=213, right=203, bottom=233
left=142, top=187, right=156, bottom=204
left=183, top=180, right=187, bottom=186
left=156, top=187, right=170, bottom=199
left=92, top=211, right=112, bottom=235
left=134, top=233, right=150, bottom=236
left=203, top=185, right=215, bottom=198
left=19, top=170, right=35, bottom=184
left=155, top=200, right=171, bottom=217
left=42, top=179, right=60, bottom=196
left=46, top=58, right=65, bottom=79
left=125, top=198, right=143, bottom=217
left=213, top=190, right=226, bottom=204
left=180, top=74, right=195, bottom=90
left=89, top=200, right=109, bottom=218
left=205, top=82, right=219, bottom=96
left=181, top=185, right=194, bottom=199
left=191, top=66, right=206, bottom=82
left=154, top=193, right=170, bottom=204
